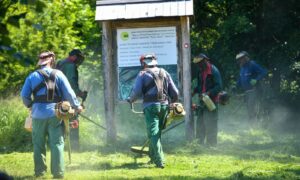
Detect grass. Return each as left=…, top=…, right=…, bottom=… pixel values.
left=1, top=97, right=300, bottom=179
left=1, top=144, right=300, bottom=179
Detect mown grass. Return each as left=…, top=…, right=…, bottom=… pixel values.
left=1, top=97, right=300, bottom=179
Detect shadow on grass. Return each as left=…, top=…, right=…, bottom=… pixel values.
left=66, top=161, right=147, bottom=171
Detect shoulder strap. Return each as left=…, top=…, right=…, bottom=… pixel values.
left=33, top=69, right=59, bottom=101
left=47, top=70, right=58, bottom=101
left=143, top=68, right=166, bottom=101
left=32, top=70, right=48, bottom=95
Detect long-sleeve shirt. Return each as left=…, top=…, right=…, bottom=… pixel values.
left=57, top=59, right=81, bottom=95
left=193, top=63, right=222, bottom=102
left=237, top=60, right=267, bottom=91
left=21, top=66, right=81, bottom=119
left=129, top=67, right=179, bottom=109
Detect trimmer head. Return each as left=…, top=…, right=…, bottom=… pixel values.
left=130, top=146, right=149, bottom=155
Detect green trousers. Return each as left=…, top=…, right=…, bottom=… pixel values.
left=32, top=117, right=64, bottom=177
left=144, top=104, right=168, bottom=166
left=196, top=105, right=218, bottom=146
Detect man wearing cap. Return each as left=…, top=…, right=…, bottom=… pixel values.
left=56, top=49, right=87, bottom=150
left=235, top=51, right=267, bottom=124
left=21, top=51, right=83, bottom=178
left=192, top=53, right=222, bottom=146
left=127, top=53, right=179, bottom=168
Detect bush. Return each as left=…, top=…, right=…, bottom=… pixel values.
left=0, top=97, right=32, bottom=152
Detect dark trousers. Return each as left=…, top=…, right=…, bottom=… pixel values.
left=69, top=115, right=79, bottom=151
left=195, top=106, right=218, bottom=146
left=245, top=89, right=259, bottom=123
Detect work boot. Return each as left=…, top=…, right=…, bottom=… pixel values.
left=53, top=174, right=64, bottom=179
left=35, top=172, right=46, bottom=178
left=156, top=163, right=165, bottom=169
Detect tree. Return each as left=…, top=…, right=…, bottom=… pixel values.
left=0, top=0, right=102, bottom=96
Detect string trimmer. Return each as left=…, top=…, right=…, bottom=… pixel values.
left=129, top=102, right=185, bottom=155
left=55, top=101, right=75, bottom=164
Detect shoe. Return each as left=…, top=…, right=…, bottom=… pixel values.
left=53, top=174, right=64, bottom=179
left=35, top=172, right=45, bottom=177
left=35, top=174, right=44, bottom=178
left=156, top=163, right=165, bottom=169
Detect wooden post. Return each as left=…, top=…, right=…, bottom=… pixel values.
left=102, top=21, right=117, bottom=143
left=180, top=16, right=193, bottom=141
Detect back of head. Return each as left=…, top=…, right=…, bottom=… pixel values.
left=69, top=49, right=84, bottom=65
left=140, top=53, right=158, bottom=67
left=37, top=51, right=56, bottom=67
left=236, top=51, right=249, bottom=60
left=193, top=53, right=209, bottom=64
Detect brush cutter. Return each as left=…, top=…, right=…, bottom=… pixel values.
left=55, top=101, right=75, bottom=164
left=79, top=114, right=107, bottom=130
left=129, top=102, right=185, bottom=155
left=130, top=120, right=185, bottom=154
left=79, top=97, right=109, bottom=132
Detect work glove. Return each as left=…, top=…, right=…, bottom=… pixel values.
left=250, top=79, right=257, bottom=86
left=75, top=105, right=83, bottom=114
left=199, top=92, right=209, bottom=100
left=126, top=97, right=133, bottom=104
left=70, top=120, right=79, bottom=128
left=192, top=103, right=198, bottom=111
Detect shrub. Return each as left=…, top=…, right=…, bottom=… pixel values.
left=0, top=97, right=32, bottom=152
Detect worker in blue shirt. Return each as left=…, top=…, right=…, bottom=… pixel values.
left=236, top=51, right=267, bottom=124
left=127, top=53, right=179, bottom=169
left=21, top=51, right=82, bottom=179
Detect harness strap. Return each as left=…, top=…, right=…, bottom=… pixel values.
left=33, top=69, right=61, bottom=103
left=143, top=68, right=168, bottom=102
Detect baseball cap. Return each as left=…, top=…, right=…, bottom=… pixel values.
left=37, top=51, right=55, bottom=65
left=193, top=53, right=209, bottom=63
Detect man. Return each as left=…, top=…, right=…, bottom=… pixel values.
left=127, top=53, right=179, bottom=168
left=56, top=49, right=87, bottom=150
left=192, top=53, right=222, bottom=146
left=21, top=51, right=82, bottom=178
left=236, top=51, right=267, bottom=124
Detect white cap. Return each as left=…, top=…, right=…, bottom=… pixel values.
left=236, top=51, right=249, bottom=60
left=142, top=54, right=158, bottom=66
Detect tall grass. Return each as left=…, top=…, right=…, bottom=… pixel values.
left=0, top=97, right=31, bottom=152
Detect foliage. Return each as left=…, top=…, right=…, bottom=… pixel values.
left=0, top=0, right=101, bottom=96
left=191, top=0, right=300, bottom=108
left=0, top=97, right=32, bottom=152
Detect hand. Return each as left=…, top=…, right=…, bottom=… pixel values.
left=76, top=105, right=83, bottom=114
left=250, top=79, right=257, bottom=86
left=126, top=97, right=132, bottom=104
left=70, top=120, right=79, bottom=128
left=80, top=91, right=88, bottom=101
left=199, top=93, right=208, bottom=100
left=192, top=103, right=198, bottom=111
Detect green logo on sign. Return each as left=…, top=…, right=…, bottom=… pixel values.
left=121, top=32, right=129, bottom=41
